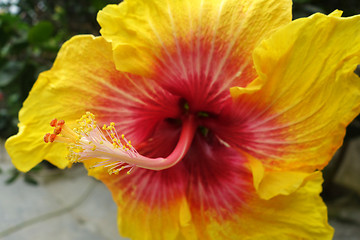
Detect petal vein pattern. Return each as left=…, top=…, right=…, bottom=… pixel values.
left=98, top=0, right=292, bottom=112
left=5, top=36, right=181, bottom=171
left=226, top=13, right=360, bottom=175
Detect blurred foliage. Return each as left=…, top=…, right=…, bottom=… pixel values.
left=293, top=0, right=360, bottom=18
left=4, top=163, right=41, bottom=185
left=0, top=0, right=119, bottom=138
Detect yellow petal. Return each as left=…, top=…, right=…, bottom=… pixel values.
left=329, top=9, right=343, bottom=17
left=87, top=140, right=333, bottom=240
left=248, top=156, right=316, bottom=200
left=98, top=0, right=292, bottom=79
left=206, top=172, right=333, bottom=240
left=6, top=36, right=123, bottom=172
left=230, top=13, right=360, bottom=196
left=91, top=161, right=333, bottom=239
left=89, top=166, right=197, bottom=240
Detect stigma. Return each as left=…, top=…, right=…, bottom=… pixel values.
left=44, top=112, right=197, bottom=174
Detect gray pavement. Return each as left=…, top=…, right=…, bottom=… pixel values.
left=0, top=140, right=125, bottom=240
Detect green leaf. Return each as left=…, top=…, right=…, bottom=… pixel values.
left=0, top=109, right=9, bottom=131
left=5, top=169, right=20, bottom=184
left=0, top=61, right=24, bottom=87
left=293, top=0, right=311, bottom=3
left=24, top=174, right=38, bottom=186
left=29, top=164, right=43, bottom=173
left=28, top=21, right=54, bottom=45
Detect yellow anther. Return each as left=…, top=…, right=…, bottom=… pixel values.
left=108, top=168, right=120, bottom=175
left=53, top=112, right=138, bottom=176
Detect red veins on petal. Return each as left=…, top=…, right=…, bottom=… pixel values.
left=183, top=134, right=252, bottom=219
left=151, top=38, right=257, bottom=113
left=101, top=122, right=253, bottom=221
left=92, top=71, right=182, bottom=145
left=87, top=26, right=287, bottom=225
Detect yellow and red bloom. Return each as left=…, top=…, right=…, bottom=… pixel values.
left=5, top=0, right=360, bottom=239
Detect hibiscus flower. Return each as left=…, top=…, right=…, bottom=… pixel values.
left=6, top=0, right=360, bottom=239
